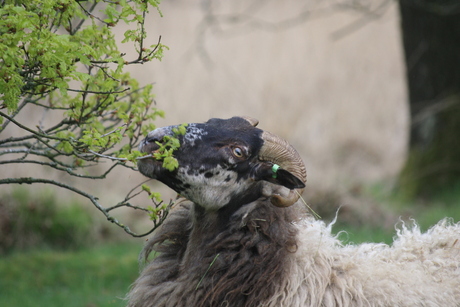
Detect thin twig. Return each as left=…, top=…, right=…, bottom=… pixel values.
left=85, top=149, right=153, bottom=162
left=106, top=178, right=153, bottom=212
left=0, top=111, right=68, bottom=143
left=101, top=124, right=127, bottom=137
left=66, top=87, right=130, bottom=95
left=0, top=177, right=157, bottom=237
left=0, top=158, right=120, bottom=179
left=1, top=95, right=37, bottom=131
left=87, top=149, right=128, bottom=161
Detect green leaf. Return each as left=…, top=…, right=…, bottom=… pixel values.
left=141, top=184, right=152, bottom=194
left=163, top=156, right=179, bottom=172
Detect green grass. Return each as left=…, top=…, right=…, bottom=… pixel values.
left=333, top=223, right=395, bottom=245
left=333, top=182, right=460, bottom=245
left=0, top=242, right=142, bottom=307
left=2, top=183, right=460, bottom=306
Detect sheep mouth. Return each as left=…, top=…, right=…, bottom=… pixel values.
left=138, top=141, right=174, bottom=164
left=139, top=136, right=159, bottom=154
left=137, top=155, right=166, bottom=180
left=136, top=140, right=168, bottom=177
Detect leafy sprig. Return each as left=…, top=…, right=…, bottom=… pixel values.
left=0, top=0, right=176, bottom=237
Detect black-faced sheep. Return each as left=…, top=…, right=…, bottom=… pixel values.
left=128, top=116, right=460, bottom=307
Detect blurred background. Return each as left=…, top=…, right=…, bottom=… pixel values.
left=2, top=1, right=460, bottom=306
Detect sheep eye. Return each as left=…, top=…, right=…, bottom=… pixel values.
left=232, top=147, right=244, bottom=158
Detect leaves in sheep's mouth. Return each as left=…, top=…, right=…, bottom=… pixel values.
left=138, top=150, right=179, bottom=172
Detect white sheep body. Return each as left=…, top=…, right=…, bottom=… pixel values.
left=129, top=199, right=460, bottom=307
left=267, top=216, right=460, bottom=307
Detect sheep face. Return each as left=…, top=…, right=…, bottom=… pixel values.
left=138, top=116, right=306, bottom=211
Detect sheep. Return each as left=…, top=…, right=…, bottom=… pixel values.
left=127, top=116, right=460, bottom=307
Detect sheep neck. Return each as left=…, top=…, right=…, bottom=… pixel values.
left=176, top=201, right=300, bottom=306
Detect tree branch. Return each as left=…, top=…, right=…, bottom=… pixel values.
left=0, top=111, right=68, bottom=142
left=0, top=177, right=161, bottom=237
left=1, top=95, right=38, bottom=131
left=0, top=158, right=121, bottom=179
left=0, top=0, right=169, bottom=239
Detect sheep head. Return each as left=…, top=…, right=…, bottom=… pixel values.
left=137, top=116, right=306, bottom=211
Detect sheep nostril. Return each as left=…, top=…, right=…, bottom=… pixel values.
left=145, top=128, right=168, bottom=144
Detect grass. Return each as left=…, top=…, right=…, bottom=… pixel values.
left=2, top=183, right=460, bottom=306
left=0, top=242, right=142, bottom=307
left=332, top=209, right=460, bottom=246
left=332, top=182, right=460, bottom=245
left=334, top=223, right=395, bottom=245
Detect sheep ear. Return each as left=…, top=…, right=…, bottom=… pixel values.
left=271, top=168, right=305, bottom=190
left=252, top=163, right=305, bottom=190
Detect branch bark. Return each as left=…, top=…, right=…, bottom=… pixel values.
left=0, top=177, right=168, bottom=237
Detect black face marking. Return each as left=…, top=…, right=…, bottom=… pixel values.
left=137, top=116, right=299, bottom=212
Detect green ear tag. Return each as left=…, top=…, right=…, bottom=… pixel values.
left=272, top=164, right=280, bottom=179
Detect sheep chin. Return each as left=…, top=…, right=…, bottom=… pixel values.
left=137, top=158, right=163, bottom=179
left=174, top=166, right=248, bottom=211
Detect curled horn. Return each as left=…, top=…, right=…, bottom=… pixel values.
left=241, top=116, right=259, bottom=127
left=258, top=131, right=307, bottom=207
